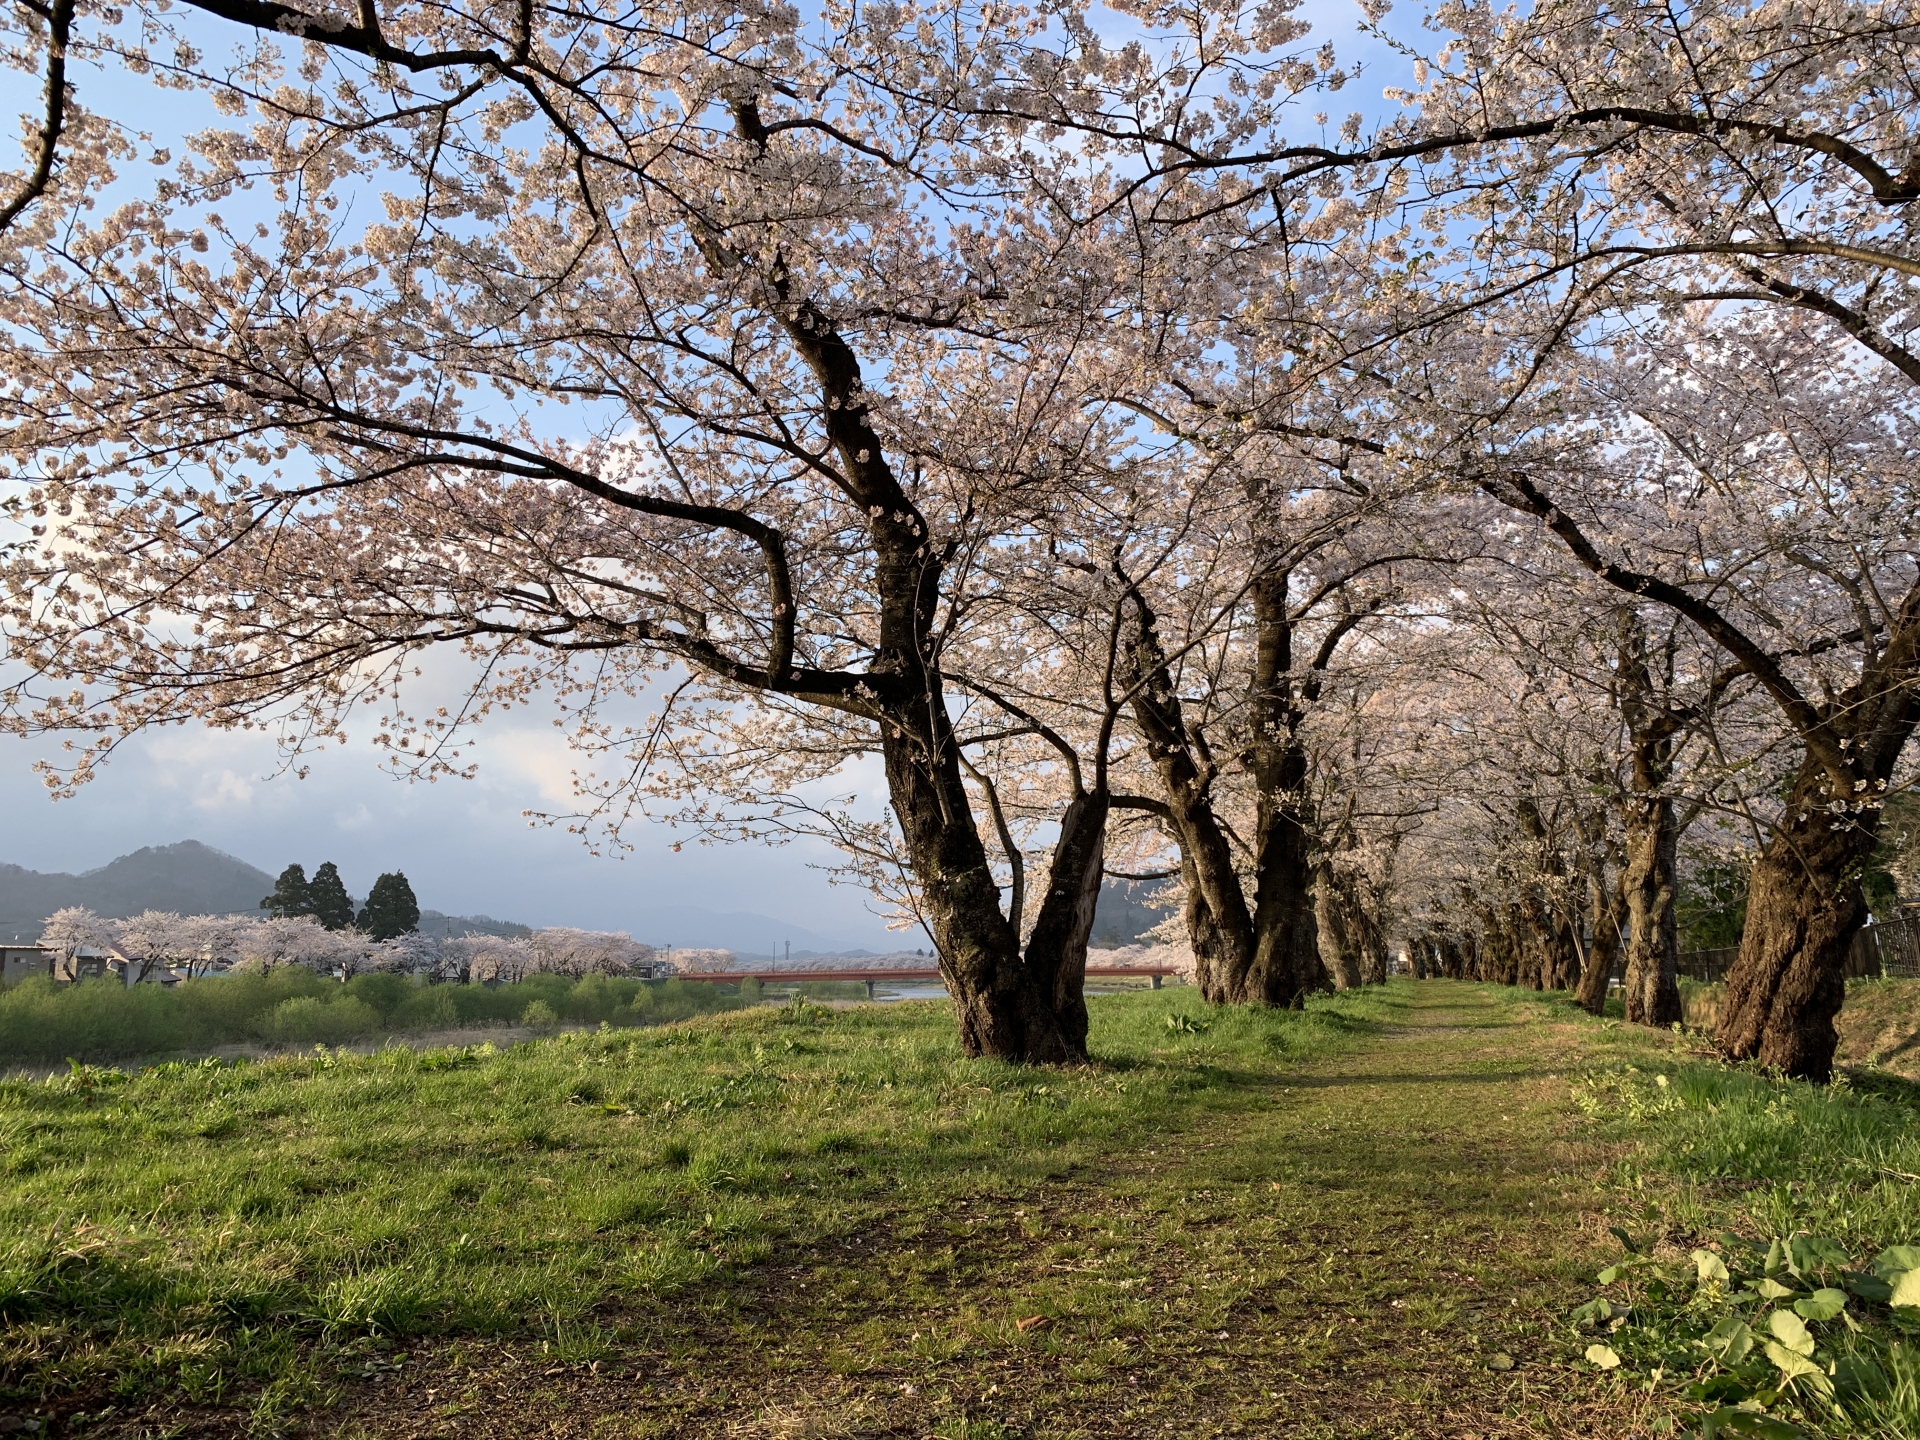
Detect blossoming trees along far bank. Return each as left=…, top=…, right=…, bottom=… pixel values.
left=0, top=0, right=1913, bottom=1075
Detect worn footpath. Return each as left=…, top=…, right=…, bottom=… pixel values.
left=321, top=985, right=1655, bottom=1440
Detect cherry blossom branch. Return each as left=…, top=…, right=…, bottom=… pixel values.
left=0, top=0, right=73, bottom=234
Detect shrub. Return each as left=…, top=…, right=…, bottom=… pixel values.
left=522, top=1000, right=560, bottom=1033
left=346, top=972, right=413, bottom=1020
left=261, top=996, right=381, bottom=1046
left=390, top=987, right=460, bottom=1032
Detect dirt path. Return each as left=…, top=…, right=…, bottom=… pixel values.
left=322, top=984, right=1654, bottom=1440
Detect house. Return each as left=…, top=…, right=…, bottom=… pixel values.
left=0, top=946, right=112, bottom=982
left=1, top=946, right=52, bottom=982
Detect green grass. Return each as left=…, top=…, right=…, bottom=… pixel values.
left=1559, top=1001, right=1920, bottom=1438
left=10, top=979, right=1913, bottom=1438
left=0, top=987, right=1400, bottom=1430
left=0, top=970, right=745, bottom=1066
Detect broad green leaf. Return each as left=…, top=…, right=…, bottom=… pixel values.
left=1762, top=1343, right=1833, bottom=1398
left=1793, top=1289, right=1847, bottom=1322
left=1872, top=1246, right=1920, bottom=1281
left=1609, top=1225, right=1641, bottom=1255
left=1890, top=1269, right=1920, bottom=1311
left=1570, top=1298, right=1614, bottom=1328
left=1694, top=1249, right=1731, bottom=1284
left=1846, top=1273, right=1893, bottom=1304
left=1586, top=1343, right=1622, bottom=1370
left=1755, top=1277, right=1795, bottom=1300
left=1789, top=1237, right=1849, bottom=1275
left=1698, top=1318, right=1754, bottom=1365
left=1697, top=1407, right=1812, bottom=1440
left=1765, top=1238, right=1787, bottom=1275
left=1766, top=1311, right=1815, bottom=1357
left=1598, top=1264, right=1627, bottom=1285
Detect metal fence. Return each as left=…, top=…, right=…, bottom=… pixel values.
left=1676, top=914, right=1920, bottom=983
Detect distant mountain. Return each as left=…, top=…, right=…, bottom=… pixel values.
left=633, top=905, right=879, bottom=958
left=0, top=840, right=277, bottom=942
left=417, top=909, right=534, bottom=940
left=1091, top=878, right=1173, bottom=949
left=0, top=840, right=895, bottom=952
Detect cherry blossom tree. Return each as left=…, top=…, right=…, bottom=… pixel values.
left=36, top=904, right=114, bottom=981
left=1460, top=312, right=1920, bottom=1076
left=232, top=914, right=343, bottom=973
left=0, top=0, right=1179, bottom=1061
left=444, top=933, right=535, bottom=984
left=529, top=929, right=655, bottom=978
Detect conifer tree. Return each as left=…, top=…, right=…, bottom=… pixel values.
left=358, top=873, right=421, bottom=941
left=307, top=862, right=356, bottom=932
left=260, top=864, right=314, bottom=920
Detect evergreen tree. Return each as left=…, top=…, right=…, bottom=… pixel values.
left=308, top=861, right=357, bottom=931
left=357, top=872, right=421, bottom=941
left=260, top=863, right=314, bottom=919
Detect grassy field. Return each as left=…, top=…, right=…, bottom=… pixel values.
left=1, top=982, right=1916, bottom=1438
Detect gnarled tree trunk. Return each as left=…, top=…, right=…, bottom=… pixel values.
left=777, top=269, right=1095, bottom=1065
left=1020, top=791, right=1110, bottom=1057
left=1620, top=793, right=1681, bottom=1027
left=1119, top=577, right=1325, bottom=1007
left=1717, top=767, right=1878, bottom=1079
left=1314, top=858, right=1363, bottom=989
left=1574, top=870, right=1626, bottom=1016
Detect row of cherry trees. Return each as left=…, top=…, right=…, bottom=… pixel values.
left=37, top=906, right=656, bottom=983
left=0, top=0, right=1911, bottom=1076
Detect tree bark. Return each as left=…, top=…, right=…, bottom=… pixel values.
left=1119, top=590, right=1272, bottom=1003
left=1716, top=764, right=1878, bottom=1078
left=1019, top=791, right=1110, bottom=1057
left=762, top=240, right=1090, bottom=1064
left=1620, top=794, right=1682, bottom=1027
left=1574, top=873, right=1626, bottom=1016
left=1716, top=579, right=1920, bottom=1079
left=1314, top=859, right=1363, bottom=989
left=1244, top=569, right=1330, bottom=1006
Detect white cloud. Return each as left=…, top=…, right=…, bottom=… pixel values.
left=193, top=768, right=257, bottom=810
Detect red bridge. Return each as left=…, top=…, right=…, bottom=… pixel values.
left=672, top=965, right=1179, bottom=997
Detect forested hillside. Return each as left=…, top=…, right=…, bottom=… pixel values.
left=0, top=842, right=271, bottom=940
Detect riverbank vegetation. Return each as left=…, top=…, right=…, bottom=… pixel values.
left=0, top=971, right=744, bottom=1066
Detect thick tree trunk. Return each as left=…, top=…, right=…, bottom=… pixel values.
left=1246, top=570, right=1328, bottom=1006
left=1359, top=928, right=1389, bottom=984
left=1620, top=794, right=1682, bottom=1028
left=1717, top=763, right=1879, bottom=1079
left=775, top=278, right=1089, bottom=1066
left=1020, top=791, right=1109, bottom=1057
left=1314, top=860, right=1362, bottom=989
left=1548, top=924, right=1581, bottom=991
left=1516, top=891, right=1557, bottom=990
left=1347, top=886, right=1390, bottom=985
left=882, top=719, right=1080, bottom=1063
left=1575, top=879, right=1625, bottom=1016
left=1248, top=815, right=1324, bottom=1006
left=1120, top=591, right=1271, bottom=1004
